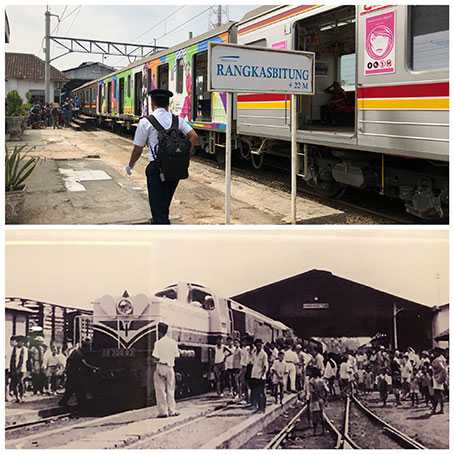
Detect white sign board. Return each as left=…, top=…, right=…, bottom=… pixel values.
left=208, top=42, right=315, bottom=95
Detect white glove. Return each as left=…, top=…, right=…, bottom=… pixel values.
left=125, top=165, right=133, bottom=176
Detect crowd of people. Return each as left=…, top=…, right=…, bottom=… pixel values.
left=6, top=333, right=84, bottom=404
left=27, top=96, right=80, bottom=129
left=209, top=336, right=449, bottom=434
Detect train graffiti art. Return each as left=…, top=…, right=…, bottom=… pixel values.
left=73, top=5, right=449, bottom=219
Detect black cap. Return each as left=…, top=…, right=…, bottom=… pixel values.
left=148, top=88, right=173, bottom=98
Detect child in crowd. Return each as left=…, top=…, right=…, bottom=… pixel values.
left=376, top=369, right=389, bottom=407
left=271, top=351, right=287, bottom=405
left=308, top=368, right=327, bottom=436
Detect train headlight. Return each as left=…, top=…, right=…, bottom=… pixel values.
left=117, top=298, right=133, bottom=316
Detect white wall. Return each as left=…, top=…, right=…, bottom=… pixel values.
left=6, top=78, right=58, bottom=103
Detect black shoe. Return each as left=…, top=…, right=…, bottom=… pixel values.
left=157, top=414, right=168, bottom=418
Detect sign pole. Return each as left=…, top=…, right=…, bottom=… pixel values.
left=291, top=93, right=297, bottom=224
left=225, top=91, right=233, bottom=224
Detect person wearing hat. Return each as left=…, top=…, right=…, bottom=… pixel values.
left=126, top=88, right=199, bottom=224
left=28, top=336, right=46, bottom=395
left=9, top=335, right=28, bottom=403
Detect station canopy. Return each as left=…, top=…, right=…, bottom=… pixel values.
left=232, top=270, right=433, bottom=349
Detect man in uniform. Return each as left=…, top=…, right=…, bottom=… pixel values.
left=126, top=89, right=198, bottom=224
left=152, top=322, right=180, bottom=418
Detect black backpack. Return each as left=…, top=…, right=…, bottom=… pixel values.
left=146, top=114, right=191, bottom=181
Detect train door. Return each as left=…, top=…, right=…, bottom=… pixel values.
left=119, top=78, right=125, bottom=114
left=157, top=64, right=169, bottom=90
left=97, top=84, right=103, bottom=113
left=134, top=72, right=142, bottom=116
left=107, top=81, right=112, bottom=114
left=294, top=5, right=356, bottom=133
left=192, top=51, right=212, bottom=121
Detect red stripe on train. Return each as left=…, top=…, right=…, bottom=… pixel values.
left=239, top=5, right=316, bottom=35
left=237, top=93, right=290, bottom=102
left=357, top=82, right=449, bottom=99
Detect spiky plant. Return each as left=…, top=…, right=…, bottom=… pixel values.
left=5, top=145, right=40, bottom=192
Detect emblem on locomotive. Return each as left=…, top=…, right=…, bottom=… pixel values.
left=116, top=290, right=134, bottom=316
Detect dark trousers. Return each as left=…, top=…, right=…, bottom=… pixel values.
left=146, top=162, right=179, bottom=225
left=31, top=372, right=45, bottom=394
left=250, top=378, right=266, bottom=411
left=10, top=372, right=25, bottom=400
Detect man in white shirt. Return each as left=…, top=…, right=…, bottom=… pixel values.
left=239, top=338, right=251, bottom=402
left=213, top=336, right=231, bottom=397
left=152, top=322, right=180, bottom=418
left=126, top=89, right=198, bottom=224
left=10, top=335, right=28, bottom=403
left=284, top=345, right=299, bottom=392
left=250, top=338, right=268, bottom=413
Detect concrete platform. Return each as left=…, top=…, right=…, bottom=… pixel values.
left=7, top=128, right=346, bottom=225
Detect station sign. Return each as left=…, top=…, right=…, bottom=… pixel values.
left=208, top=42, right=315, bottom=95
left=303, top=302, right=329, bottom=310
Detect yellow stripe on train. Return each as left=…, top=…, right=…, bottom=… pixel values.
left=238, top=101, right=288, bottom=110
left=357, top=98, right=449, bottom=110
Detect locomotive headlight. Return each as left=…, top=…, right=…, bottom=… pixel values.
left=117, top=298, right=133, bottom=316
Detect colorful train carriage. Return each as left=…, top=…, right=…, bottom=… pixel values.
left=74, top=5, right=449, bottom=219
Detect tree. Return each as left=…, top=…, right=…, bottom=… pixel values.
left=6, top=90, right=26, bottom=116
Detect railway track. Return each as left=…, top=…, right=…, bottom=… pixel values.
left=5, top=411, right=72, bottom=432
left=262, top=394, right=427, bottom=450
left=331, top=395, right=426, bottom=450
left=94, top=123, right=447, bottom=224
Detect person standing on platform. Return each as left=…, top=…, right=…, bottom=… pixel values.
left=28, top=337, right=46, bottom=395
left=271, top=350, right=287, bottom=405
left=9, top=336, right=28, bottom=403
left=431, top=348, right=447, bottom=414
left=239, top=337, right=251, bottom=403
left=213, top=336, right=231, bottom=398
left=152, top=323, right=180, bottom=418
left=250, top=338, right=268, bottom=413
left=284, top=344, right=299, bottom=393
left=126, top=89, right=199, bottom=224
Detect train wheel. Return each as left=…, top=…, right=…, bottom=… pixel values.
left=215, top=148, right=225, bottom=168
left=251, top=152, right=264, bottom=170
left=239, top=140, right=251, bottom=161
left=307, top=180, right=346, bottom=198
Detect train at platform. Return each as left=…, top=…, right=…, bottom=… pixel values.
left=73, top=5, right=449, bottom=220
left=87, top=283, right=292, bottom=409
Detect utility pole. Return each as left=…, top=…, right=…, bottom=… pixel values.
left=44, top=7, right=50, bottom=103
left=44, top=6, right=59, bottom=103
left=217, top=5, right=222, bottom=27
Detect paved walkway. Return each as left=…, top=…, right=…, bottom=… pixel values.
left=7, top=128, right=345, bottom=224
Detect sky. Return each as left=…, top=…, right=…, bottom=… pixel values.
left=5, top=229, right=449, bottom=310
left=5, top=4, right=255, bottom=71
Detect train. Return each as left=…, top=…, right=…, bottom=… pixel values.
left=5, top=297, right=92, bottom=347
left=88, top=282, right=292, bottom=410
left=73, top=5, right=449, bottom=220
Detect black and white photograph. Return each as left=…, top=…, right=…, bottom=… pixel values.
left=5, top=229, right=449, bottom=449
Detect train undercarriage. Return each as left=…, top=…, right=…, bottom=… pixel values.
left=196, top=129, right=449, bottom=220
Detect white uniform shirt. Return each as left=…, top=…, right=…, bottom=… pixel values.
left=214, top=345, right=227, bottom=365
left=284, top=349, right=299, bottom=364
left=251, top=348, right=268, bottom=380
left=240, top=346, right=251, bottom=367
left=225, top=346, right=234, bottom=370
left=152, top=334, right=180, bottom=367
left=133, top=108, right=193, bottom=161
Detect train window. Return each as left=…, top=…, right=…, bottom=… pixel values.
left=246, top=38, right=267, bottom=47
left=409, top=6, right=449, bottom=71
left=157, top=63, right=169, bottom=90
left=155, top=288, right=178, bottom=300
left=339, top=53, right=356, bottom=91
left=189, top=288, right=215, bottom=311
left=127, top=75, right=131, bottom=98
left=176, top=58, right=184, bottom=94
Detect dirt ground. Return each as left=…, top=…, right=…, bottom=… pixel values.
left=363, top=393, right=449, bottom=449
left=7, top=128, right=349, bottom=225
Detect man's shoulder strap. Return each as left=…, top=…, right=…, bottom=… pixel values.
left=145, top=114, right=165, bottom=132
left=171, top=114, right=179, bottom=130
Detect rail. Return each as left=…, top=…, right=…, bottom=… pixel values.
left=265, top=404, right=307, bottom=449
